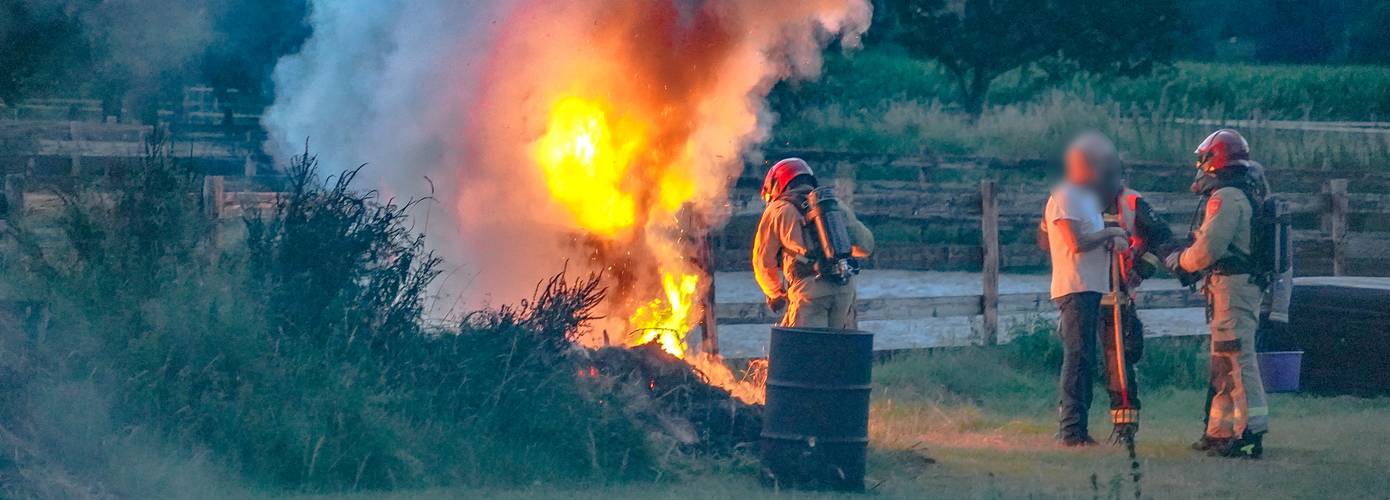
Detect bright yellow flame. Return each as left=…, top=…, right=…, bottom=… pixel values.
left=657, top=168, right=696, bottom=214
left=627, top=272, right=700, bottom=358
left=533, top=96, right=763, bottom=404
left=532, top=97, right=645, bottom=237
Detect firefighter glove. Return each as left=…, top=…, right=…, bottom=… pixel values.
left=766, top=295, right=788, bottom=314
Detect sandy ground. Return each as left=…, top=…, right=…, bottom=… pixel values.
left=712, top=270, right=1206, bottom=358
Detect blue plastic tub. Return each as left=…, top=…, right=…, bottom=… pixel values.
left=1258, top=351, right=1304, bottom=393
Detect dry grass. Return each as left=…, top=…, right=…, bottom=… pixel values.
left=776, top=91, right=1390, bottom=170
left=392, top=346, right=1390, bottom=499
left=770, top=51, right=1390, bottom=170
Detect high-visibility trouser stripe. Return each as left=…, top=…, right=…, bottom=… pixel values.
left=1248, top=405, right=1269, bottom=417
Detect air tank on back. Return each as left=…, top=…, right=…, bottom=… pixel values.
left=804, top=186, right=859, bottom=285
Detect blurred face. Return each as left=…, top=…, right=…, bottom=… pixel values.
left=1065, top=146, right=1099, bottom=186
left=1064, top=133, right=1121, bottom=195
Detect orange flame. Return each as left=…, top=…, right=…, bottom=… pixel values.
left=532, top=94, right=763, bottom=404
left=627, top=272, right=700, bottom=358
left=490, top=0, right=871, bottom=406
left=533, top=95, right=705, bottom=355
left=532, top=97, right=644, bottom=237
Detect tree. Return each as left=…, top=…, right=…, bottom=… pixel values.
left=1346, top=0, right=1390, bottom=64
left=0, top=1, right=93, bottom=105
left=892, top=0, right=1181, bottom=116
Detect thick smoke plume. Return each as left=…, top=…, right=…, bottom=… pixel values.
left=266, top=0, right=871, bottom=324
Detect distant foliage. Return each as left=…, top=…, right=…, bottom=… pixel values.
left=771, top=50, right=1390, bottom=168
left=886, top=0, right=1182, bottom=115
left=2, top=142, right=652, bottom=493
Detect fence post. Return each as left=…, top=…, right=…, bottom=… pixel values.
left=4, top=174, right=25, bottom=221
left=980, top=180, right=1000, bottom=345
left=203, top=175, right=225, bottom=220
left=699, top=232, right=719, bottom=356
left=1323, top=179, right=1348, bottom=276
left=68, top=121, right=82, bottom=177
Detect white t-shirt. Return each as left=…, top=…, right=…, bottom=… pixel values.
left=1045, top=183, right=1109, bottom=299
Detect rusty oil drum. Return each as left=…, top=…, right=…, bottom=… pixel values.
left=760, top=326, right=873, bottom=491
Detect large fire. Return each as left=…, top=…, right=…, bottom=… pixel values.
left=531, top=92, right=758, bottom=400
left=531, top=94, right=705, bottom=357
left=454, top=0, right=871, bottom=406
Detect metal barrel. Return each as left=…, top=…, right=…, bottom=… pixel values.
left=760, top=326, right=873, bottom=492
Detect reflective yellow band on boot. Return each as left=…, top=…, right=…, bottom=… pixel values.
left=1111, top=408, right=1140, bottom=425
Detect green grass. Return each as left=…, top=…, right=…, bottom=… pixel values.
left=770, top=50, right=1390, bottom=170
left=414, top=335, right=1390, bottom=499
left=775, top=50, right=1390, bottom=121
left=1091, top=62, right=1390, bottom=121
left=774, top=90, right=1390, bottom=170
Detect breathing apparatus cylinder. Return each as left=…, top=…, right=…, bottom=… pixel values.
left=804, top=186, right=859, bottom=285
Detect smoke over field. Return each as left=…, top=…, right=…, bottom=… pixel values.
left=265, top=0, right=871, bottom=325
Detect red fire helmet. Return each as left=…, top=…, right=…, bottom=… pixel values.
left=1194, top=129, right=1250, bottom=173
left=762, top=158, right=815, bottom=202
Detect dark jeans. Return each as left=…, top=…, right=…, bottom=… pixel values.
left=1054, top=292, right=1143, bottom=439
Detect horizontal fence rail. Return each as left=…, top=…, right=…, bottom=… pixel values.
left=714, top=287, right=1204, bottom=325
left=3, top=139, right=1387, bottom=344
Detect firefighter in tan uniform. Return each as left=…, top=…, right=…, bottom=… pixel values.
left=753, top=158, right=874, bottom=329
left=1167, top=129, right=1270, bottom=458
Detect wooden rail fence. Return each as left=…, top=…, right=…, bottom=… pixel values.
left=5, top=144, right=1388, bottom=344
left=712, top=170, right=1389, bottom=342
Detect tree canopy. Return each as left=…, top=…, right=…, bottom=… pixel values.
left=889, top=0, right=1182, bottom=115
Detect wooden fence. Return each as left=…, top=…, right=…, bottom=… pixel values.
left=705, top=174, right=1387, bottom=342
left=5, top=142, right=1389, bottom=344
left=704, top=151, right=1390, bottom=342
left=715, top=178, right=1390, bottom=276
left=713, top=287, right=1205, bottom=326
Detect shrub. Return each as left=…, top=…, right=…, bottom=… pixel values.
left=1, top=141, right=654, bottom=493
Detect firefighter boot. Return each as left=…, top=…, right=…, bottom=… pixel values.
left=1203, top=438, right=1239, bottom=457
left=1191, top=435, right=1219, bottom=452
left=1220, top=430, right=1265, bottom=459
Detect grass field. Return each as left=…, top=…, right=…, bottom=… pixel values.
left=770, top=50, right=1390, bottom=169
left=389, top=338, right=1390, bottom=500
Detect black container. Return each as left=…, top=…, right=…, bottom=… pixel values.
left=760, top=326, right=874, bottom=492
left=1276, top=279, right=1390, bottom=396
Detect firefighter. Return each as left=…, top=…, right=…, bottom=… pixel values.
left=1165, top=129, right=1270, bottom=458
left=1043, top=132, right=1179, bottom=445
left=753, top=158, right=874, bottom=329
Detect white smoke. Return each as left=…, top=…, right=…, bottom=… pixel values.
left=265, top=0, right=871, bottom=311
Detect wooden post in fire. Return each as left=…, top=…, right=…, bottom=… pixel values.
left=684, top=203, right=720, bottom=355
left=699, top=232, right=719, bottom=355
left=980, top=180, right=1000, bottom=345
left=1323, top=179, right=1349, bottom=276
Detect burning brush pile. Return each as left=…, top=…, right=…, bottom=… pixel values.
left=582, top=343, right=767, bottom=456
left=451, top=0, right=871, bottom=418
left=475, top=269, right=767, bottom=460
left=261, top=0, right=873, bottom=480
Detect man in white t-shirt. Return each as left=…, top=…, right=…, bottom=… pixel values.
left=1044, top=132, right=1130, bottom=446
